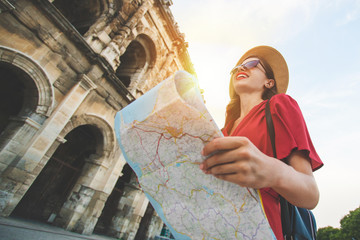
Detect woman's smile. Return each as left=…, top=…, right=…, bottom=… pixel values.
left=236, top=71, right=249, bottom=80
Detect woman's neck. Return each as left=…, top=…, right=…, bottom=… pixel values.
left=239, top=93, right=263, bottom=119
left=229, top=94, right=264, bottom=135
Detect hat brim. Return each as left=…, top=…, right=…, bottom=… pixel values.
left=235, top=46, right=289, bottom=94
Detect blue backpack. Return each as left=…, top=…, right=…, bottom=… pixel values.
left=280, top=196, right=317, bottom=239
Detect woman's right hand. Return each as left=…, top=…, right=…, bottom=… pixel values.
left=200, top=136, right=280, bottom=189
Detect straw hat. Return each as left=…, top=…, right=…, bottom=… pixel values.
left=230, top=46, right=289, bottom=98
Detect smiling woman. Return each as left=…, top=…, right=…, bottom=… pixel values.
left=199, top=45, right=323, bottom=240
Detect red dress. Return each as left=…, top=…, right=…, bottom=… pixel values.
left=222, top=94, right=323, bottom=240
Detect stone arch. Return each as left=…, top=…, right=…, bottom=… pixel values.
left=134, top=33, right=158, bottom=69
left=52, top=0, right=122, bottom=35
left=0, top=46, right=54, bottom=117
left=11, top=122, right=105, bottom=222
left=135, top=26, right=161, bottom=67
left=115, top=31, right=157, bottom=91
left=60, top=113, right=115, bottom=160
left=132, top=26, right=169, bottom=93
left=0, top=63, right=37, bottom=134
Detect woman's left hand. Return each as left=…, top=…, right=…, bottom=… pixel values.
left=200, top=136, right=280, bottom=189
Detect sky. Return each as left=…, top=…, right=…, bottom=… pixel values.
left=170, top=0, right=360, bottom=229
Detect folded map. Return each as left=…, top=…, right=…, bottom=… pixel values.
left=114, top=71, right=275, bottom=240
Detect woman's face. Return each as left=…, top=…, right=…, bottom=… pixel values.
left=232, top=57, right=272, bottom=96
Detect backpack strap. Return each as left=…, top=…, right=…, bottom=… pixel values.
left=265, top=98, right=292, bottom=240
left=265, top=98, right=277, bottom=159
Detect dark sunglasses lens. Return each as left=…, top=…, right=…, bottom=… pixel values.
left=230, top=60, right=260, bottom=75
left=244, top=60, right=259, bottom=69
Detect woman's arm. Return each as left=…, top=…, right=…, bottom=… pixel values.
left=272, top=150, right=319, bottom=209
left=200, top=136, right=320, bottom=209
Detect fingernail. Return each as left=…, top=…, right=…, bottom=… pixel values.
left=199, top=163, right=204, bottom=170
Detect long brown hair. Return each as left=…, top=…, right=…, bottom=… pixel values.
left=224, top=56, right=278, bottom=128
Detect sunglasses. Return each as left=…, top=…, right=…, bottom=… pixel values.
left=230, top=59, right=266, bottom=75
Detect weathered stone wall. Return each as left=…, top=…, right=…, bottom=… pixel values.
left=0, top=0, right=194, bottom=239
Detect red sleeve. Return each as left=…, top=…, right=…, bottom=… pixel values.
left=271, top=94, right=323, bottom=171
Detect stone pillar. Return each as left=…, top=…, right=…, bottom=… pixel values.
left=158, top=51, right=175, bottom=81
left=144, top=212, right=163, bottom=240
left=76, top=190, right=109, bottom=235
left=53, top=151, right=126, bottom=235
left=0, top=74, right=96, bottom=216
left=53, top=156, right=107, bottom=233
left=54, top=183, right=109, bottom=235
left=0, top=115, right=42, bottom=175
left=106, top=176, right=149, bottom=240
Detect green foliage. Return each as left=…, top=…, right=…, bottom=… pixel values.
left=340, top=206, right=360, bottom=239
left=317, top=206, right=360, bottom=240
left=317, top=226, right=342, bottom=240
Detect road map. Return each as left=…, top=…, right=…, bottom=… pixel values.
left=114, top=71, right=275, bottom=240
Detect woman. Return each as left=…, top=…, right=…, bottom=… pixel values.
left=199, top=46, right=323, bottom=240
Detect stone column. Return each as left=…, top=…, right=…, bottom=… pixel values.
left=0, top=115, right=42, bottom=174
left=100, top=0, right=152, bottom=70
left=0, top=74, right=96, bottom=216
left=53, top=151, right=125, bottom=234
left=54, top=183, right=109, bottom=235
left=144, top=212, right=163, bottom=240
left=106, top=176, right=149, bottom=240
left=158, top=51, right=175, bottom=82
left=53, top=155, right=108, bottom=234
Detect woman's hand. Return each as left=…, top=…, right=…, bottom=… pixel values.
left=200, top=136, right=280, bottom=189
left=200, top=136, right=320, bottom=209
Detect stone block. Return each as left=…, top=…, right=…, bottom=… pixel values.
left=30, top=135, right=51, bottom=152
left=100, top=43, right=120, bottom=70
left=0, top=190, right=13, bottom=213
left=17, top=155, right=40, bottom=172
left=106, top=95, right=122, bottom=111
left=14, top=181, right=31, bottom=197
left=65, top=213, right=83, bottom=230
left=31, top=46, right=51, bottom=64
left=80, top=216, right=98, bottom=235
left=54, top=207, right=73, bottom=226
left=97, top=31, right=111, bottom=45
left=3, top=139, right=23, bottom=155
left=32, top=161, right=46, bottom=176
left=23, top=173, right=36, bottom=186
left=89, top=38, right=105, bottom=54
left=0, top=162, right=8, bottom=173
left=43, top=59, right=62, bottom=82
left=86, top=65, right=103, bottom=80
left=6, top=167, right=29, bottom=183
left=0, top=150, right=17, bottom=166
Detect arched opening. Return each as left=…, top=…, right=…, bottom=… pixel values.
left=11, top=125, right=102, bottom=222
left=0, top=63, right=38, bottom=135
left=94, top=164, right=136, bottom=236
left=52, top=0, right=104, bottom=35
left=116, top=41, right=147, bottom=88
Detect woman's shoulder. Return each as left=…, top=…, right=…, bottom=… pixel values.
left=271, top=93, right=296, bottom=103
left=270, top=93, right=302, bottom=114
